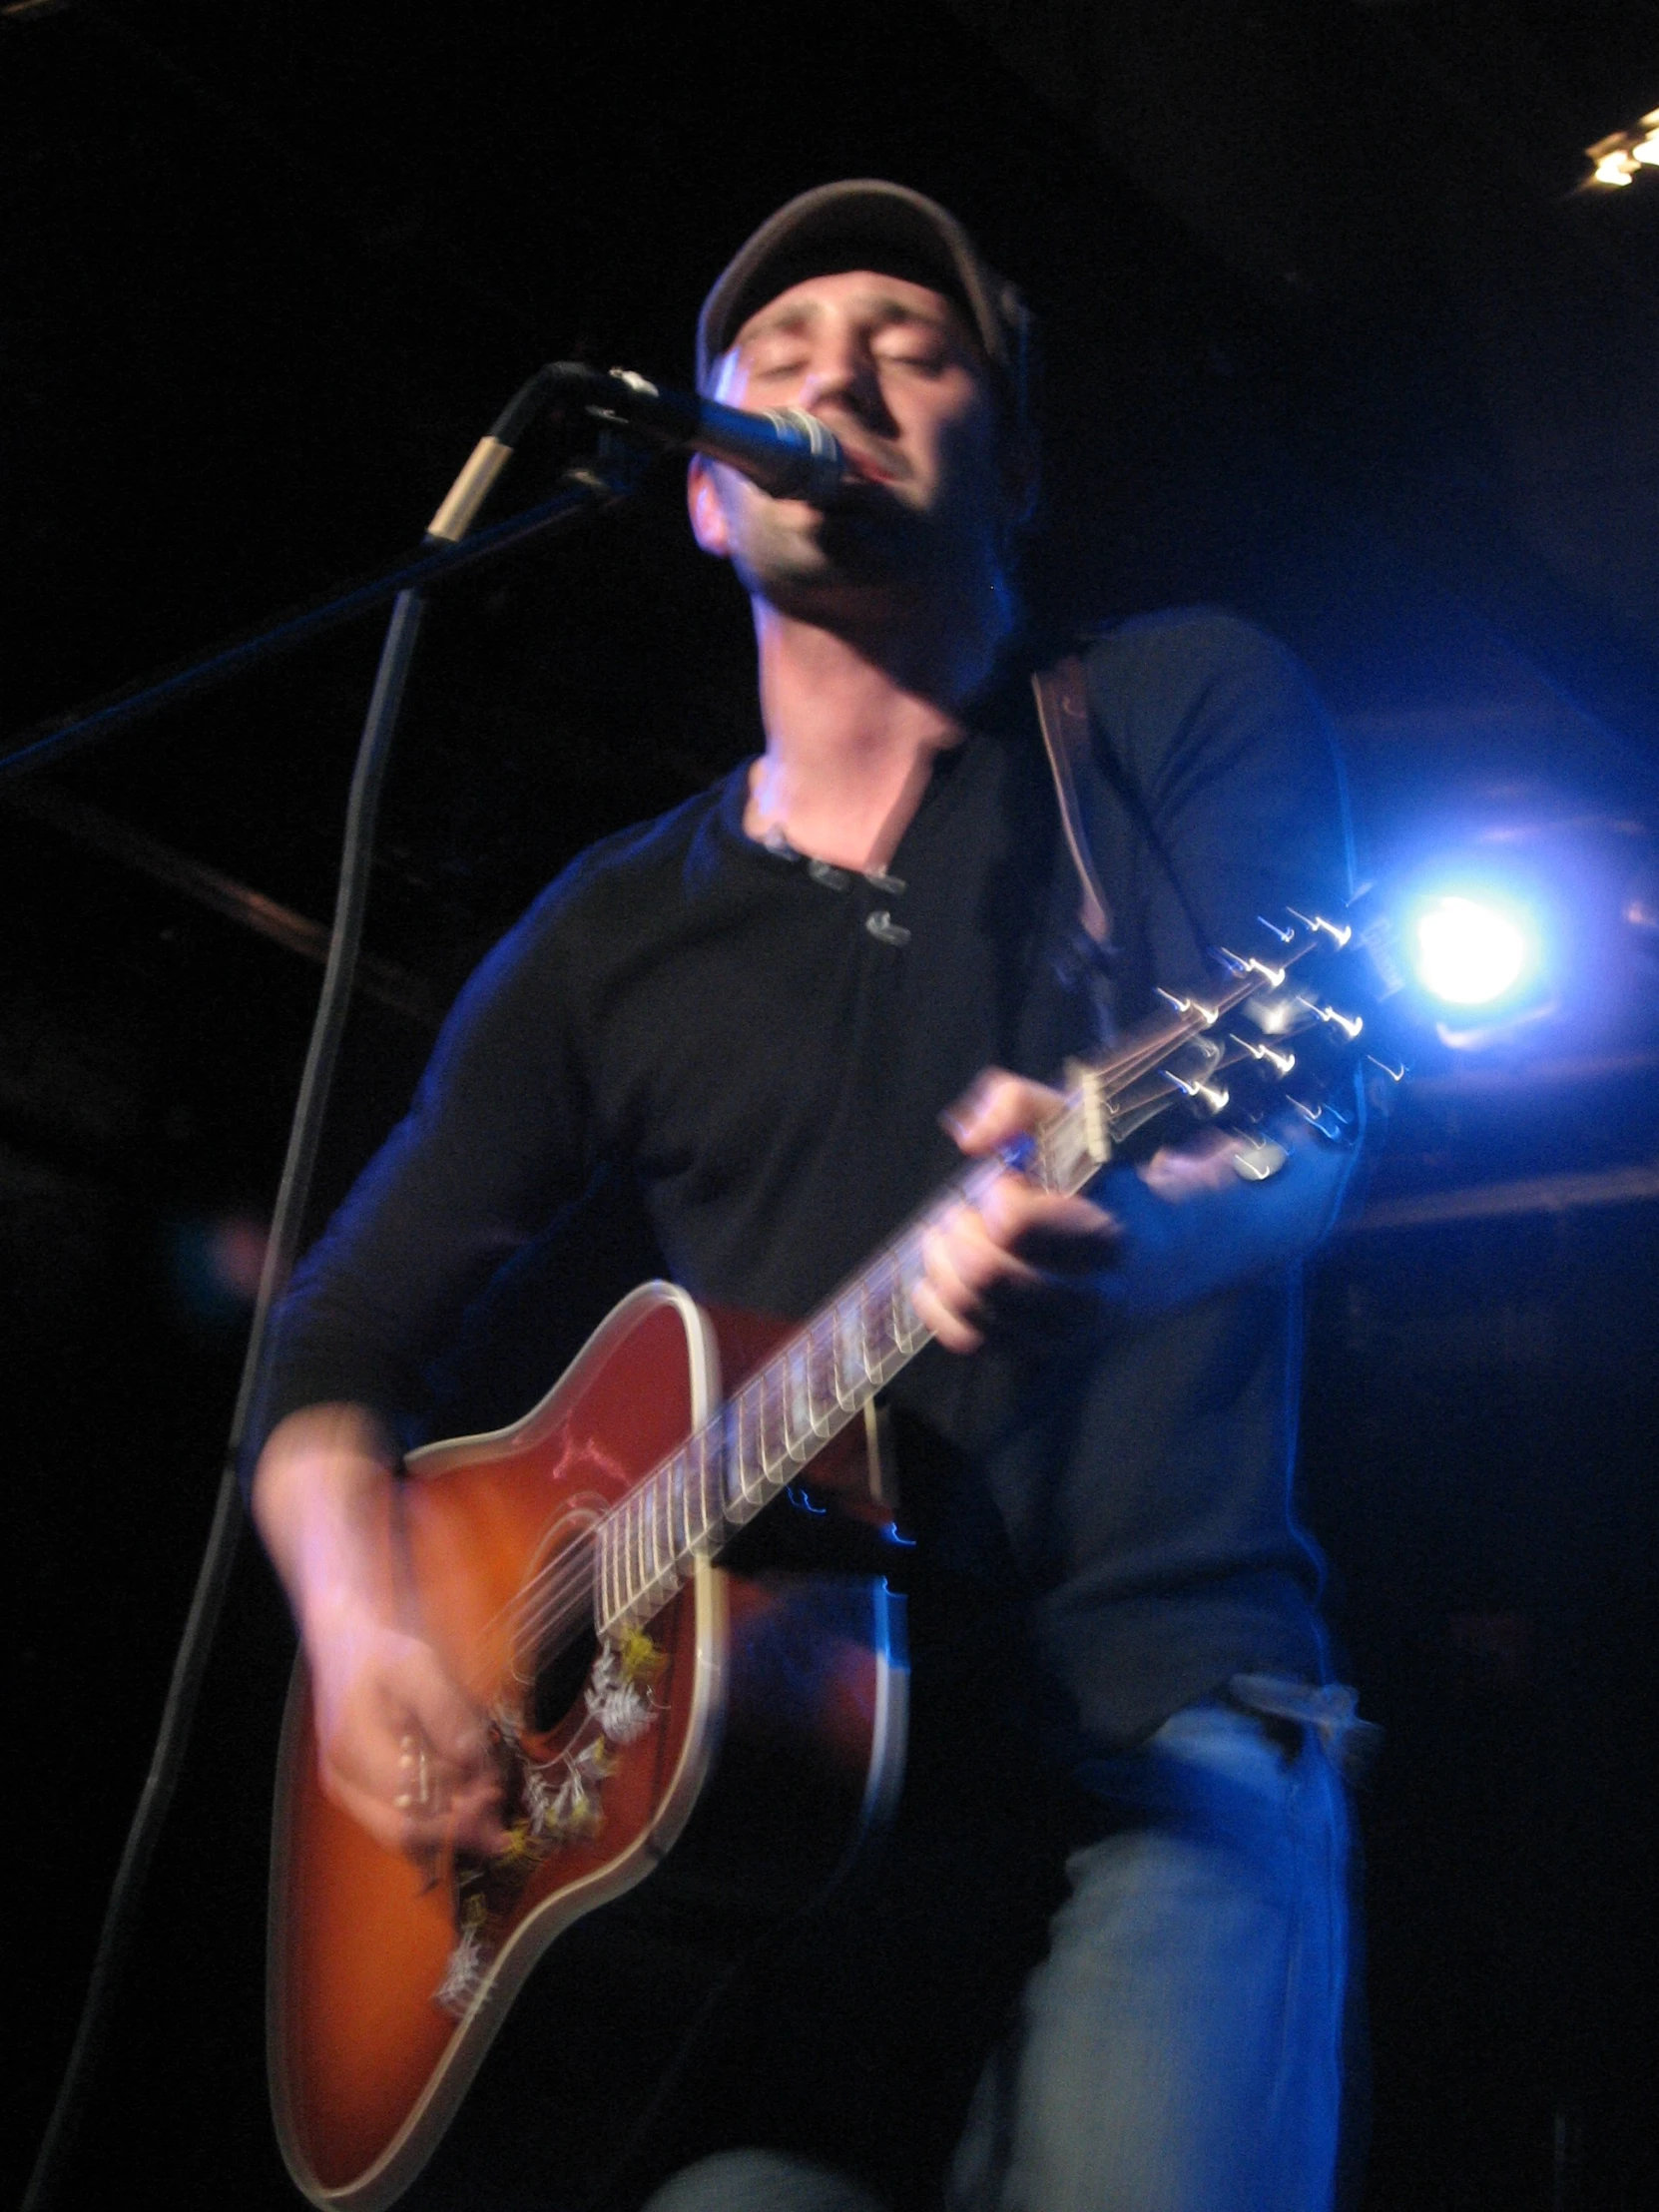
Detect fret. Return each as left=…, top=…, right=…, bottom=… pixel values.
left=641, top=1475, right=659, bottom=1589
left=757, top=1363, right=787, bottom=1481
left=694, top=1421, right=718, bottom=1546
left=805, top=1327, right=831, bottom=1432
left=736, top=1382, right=769, bottom=1509
left=783, top=1337, right=813, bottom=1454
left=725, top=1394, right=747, bottom=1515
left=880, top=1263, right=909, bottom=1364
left=858, top=1287, right=880, bottom=1399
left=893, top=1246, right=928, bottom=1356
left=1037, top=1109, right=1073, bottom=1195
left=819, top=1325, right=840, bottom=1423
left=831, top=1293, right=864, bottom=1410
left=863, top=1269, right=895, bottom=1369
left=702, top=1422, right=721, bottom=1543
left=672, top=1447, right=693, bottom=1558
left=653, top=1462, right=672, bottom=1576
left=607, top=1497, right=622, bottom=1622
left=657, top=1459, right=674, bottom=1567
left=777, top=1340, right=799, bottom=1449
left=1039, top=1111, right=1068, bottom=1194
left=681, top=1435, right=700, bottom=1554
left=781, top=1349, right=806, bottom=1458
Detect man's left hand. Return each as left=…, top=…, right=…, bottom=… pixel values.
left=912, top=1070, right=1122, bottom=1354
left=913, top=1064, right=1353, bottom=1355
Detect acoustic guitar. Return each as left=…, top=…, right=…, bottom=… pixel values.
left=269, top=909, right=1377, bottom=2211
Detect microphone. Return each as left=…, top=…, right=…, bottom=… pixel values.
left=425, top=362, right=848, bottom=545
left=556, top=363, right=848, bottom=505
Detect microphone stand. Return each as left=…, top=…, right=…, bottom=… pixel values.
left=20, top=399, right=650, bottom=2212
left=1, top=358, right=840, bottom=783
left=1, top=448, right=644, bottom=781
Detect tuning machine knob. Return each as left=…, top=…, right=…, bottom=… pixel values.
left=1287, top=908, right=1355, bottom=949
left=1230, top=1033, right=1297, bottom=1077
left=1232, top=1136, right=1291, bottom=1182
left=1286, top=1095, right=1355, bottom=1141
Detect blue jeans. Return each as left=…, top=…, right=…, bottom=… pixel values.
left=641, top=1699, right=1352, bottom=2212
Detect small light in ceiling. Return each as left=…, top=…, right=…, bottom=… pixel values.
left=1582, top=110, right=1659, bottom=191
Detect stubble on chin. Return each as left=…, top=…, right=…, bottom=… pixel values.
left=732, top=497, right=943, bottom=626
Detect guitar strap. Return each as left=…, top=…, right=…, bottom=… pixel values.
left=1030, top=645, right=1215, bottom=976
left=1030, top=653, right=1113, bottom=953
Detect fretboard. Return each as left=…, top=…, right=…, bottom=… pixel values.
left=593, top=1151, right=999, bottom=1639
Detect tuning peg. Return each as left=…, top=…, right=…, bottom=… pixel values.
left=1286, top=1095, right=1354, bottom=1140
left=1155, top=988, right=1220, bottom=1027
left=1257, top=915, right=1297, bottom=944
left=1314, top=1004, right=1364, bottom=1040
left=1287, top=909, right=1355, bottom=949
left=1222, top=949, right=1290, bottom=988
left=1367, top=1054, right=1406, bottom=1083
left=1230, top=1033, right=1296, bottom=1076
left=1232, top=1136, right=1290, bottom=1182
left=1163, top=1068, right=1229, bottom=1114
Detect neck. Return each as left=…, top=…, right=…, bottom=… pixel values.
left=745, top=604, right=999, bottom=873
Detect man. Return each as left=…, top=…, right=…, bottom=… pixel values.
left=252, top=181, right=1361, bottom=2212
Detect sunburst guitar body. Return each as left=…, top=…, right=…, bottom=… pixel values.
left=270, top=1281, right=906, bottom=2212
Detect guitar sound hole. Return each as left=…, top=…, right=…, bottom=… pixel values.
left=530, top=1623, right=598, bottom=1734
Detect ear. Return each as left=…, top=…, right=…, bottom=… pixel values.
left=687, top=455, right=731, bottom=558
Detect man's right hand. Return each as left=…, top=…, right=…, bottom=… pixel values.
left=253, top=1404, right=509, bottom=1862
left=303, top=1608, right=509, bottom=1861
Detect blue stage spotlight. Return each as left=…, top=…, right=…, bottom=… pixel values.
left=1410, top=891, right=1536, bottom=1008
left=1376, top=801, right=1659, bottom=1066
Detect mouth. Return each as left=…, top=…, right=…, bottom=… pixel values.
left=810, top=450, right=914, bottom=520
left=833, top=436, right=910, bottom=490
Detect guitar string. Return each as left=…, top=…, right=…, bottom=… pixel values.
left=491, top=1211, right=943, bottom=1665
left=470, top=946, right=1321, bottom=1686
left=484, top=992, right=1194, bottom=1668
left=482, top=981, right=1279, bottom=1672
left=486, top=1142, right=1020, bottom=1669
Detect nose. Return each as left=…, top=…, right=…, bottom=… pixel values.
left=798, top=327, right=894, bottom=433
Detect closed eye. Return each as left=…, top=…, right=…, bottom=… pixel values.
left=877, top=349, right=949, bottom=374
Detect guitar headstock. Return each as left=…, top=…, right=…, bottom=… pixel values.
left=1041, top=898, right=1403, bottom=1195
left=1216, top=901, right=1403, bottom=1133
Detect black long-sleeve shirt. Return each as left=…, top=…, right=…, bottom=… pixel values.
left=255, top=611, right=1351, bottom=1751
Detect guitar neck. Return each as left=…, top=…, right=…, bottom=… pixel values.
left=592, top=958, right=1294, bottom=1641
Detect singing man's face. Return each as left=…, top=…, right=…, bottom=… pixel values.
left=689, top=268, right=1013, bottom=627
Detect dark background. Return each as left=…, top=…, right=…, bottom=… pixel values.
left=6, top=2, right=1658, bottom=2206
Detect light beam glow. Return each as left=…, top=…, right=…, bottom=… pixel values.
left=1412, top=894, right=1531, bottom=1006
